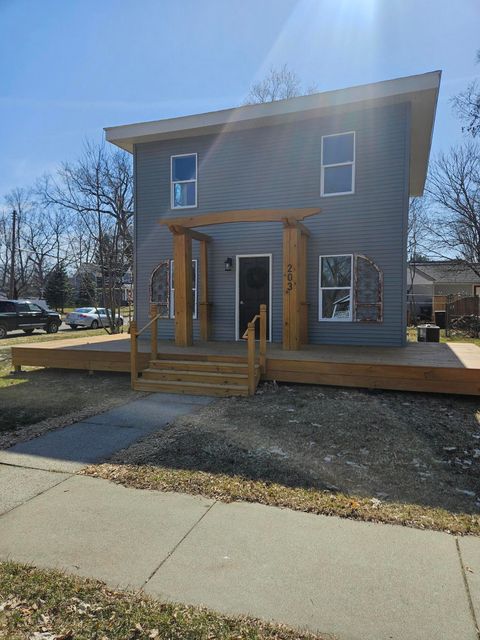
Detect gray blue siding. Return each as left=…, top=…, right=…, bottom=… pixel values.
left=134, top=101, right=410, bottom=347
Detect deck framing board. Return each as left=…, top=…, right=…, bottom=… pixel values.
left=10, top=336, right=480, bottom=396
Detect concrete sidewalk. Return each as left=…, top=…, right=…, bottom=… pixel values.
left=0, top=392, right=212, bottom=477
left=0, top=396, right=479, bottom=640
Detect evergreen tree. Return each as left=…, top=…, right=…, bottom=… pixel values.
left=76, top=272, right=97, bottom=306
left=45, top=263, right=72, bottom=312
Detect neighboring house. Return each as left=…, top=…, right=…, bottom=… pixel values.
left=408, top=261, right=480, bottom=321
left=121, top=269, right=133, bottom=305
left=70, top=263, right=103, bottom=299
left=105, top=71, right=440, bottom=349
left=71, top=263, right=132, bottom=306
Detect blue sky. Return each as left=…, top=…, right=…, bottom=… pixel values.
left=1, top=0, right=479, bottom=197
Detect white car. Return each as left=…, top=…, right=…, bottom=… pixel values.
left=65, top=307, right=124, bottom=330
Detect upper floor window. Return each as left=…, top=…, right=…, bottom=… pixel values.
left=171, top=153, right=197, bottom=209
left=321, top=132, right=355, bottom=196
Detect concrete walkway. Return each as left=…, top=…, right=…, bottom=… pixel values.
left=0, top=397, right=479, bottom=640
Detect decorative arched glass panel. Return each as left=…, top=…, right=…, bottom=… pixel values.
left=150, top=260, right=170, bottom=318
left=354, top=255, right=383, bottom=322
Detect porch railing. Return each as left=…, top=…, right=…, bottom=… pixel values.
left=242, top=304, right=267, bottom=395
left=129, top=303, right=161, bottom=388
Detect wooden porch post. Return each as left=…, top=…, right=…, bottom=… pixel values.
left=199, top=239, right=209, bottom=342
left=299, top=232, right=308, bottom=345
left=282, top=221, right=303, bottom=350
left=150, top=303, right=158, bottom=359
left=173, top=228, right=193, bottom=346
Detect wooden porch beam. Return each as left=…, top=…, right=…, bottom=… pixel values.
left=281, top=217, right=311, bottom=236
left=299, top=233, right=308, bottom=345
left=168, top=225, right=212, bottom=242
left=160, top=208, right=321, bottom=229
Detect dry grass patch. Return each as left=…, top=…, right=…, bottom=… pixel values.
left=83, top=463, right=480, bottom=536
left=0, top=331, right=142, bottom=442
left=82, top=383, right=480, bottom=532
left=0, top=561, right=329, bottom=640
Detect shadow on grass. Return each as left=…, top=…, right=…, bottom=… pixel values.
left=0, top=366, right=133, bottom=434
left=107, top=384, right=480, bottom=516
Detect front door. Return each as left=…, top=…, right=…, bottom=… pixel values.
left=237, top=255, right=270, bottom=340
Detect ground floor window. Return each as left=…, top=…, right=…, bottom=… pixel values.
left=319, top=255, right=353, bottom=320
left=318, top=254, right=383, bottom=322
left=170, top=259, right=198, bottom=319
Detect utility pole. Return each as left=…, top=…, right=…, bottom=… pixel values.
left=9, top=209, right=17, bottom=299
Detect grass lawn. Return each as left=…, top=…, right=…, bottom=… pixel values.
left=84, top=383, right=480, bottom=536
left=0, top=561, right=325, bottom=640
left=0, top=328, right=139, bottom=443
left=61, top=305, right=133, bottom=318
left=0, top=327, right=107, bottom=351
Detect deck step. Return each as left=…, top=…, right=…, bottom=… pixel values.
left=136, top=353, right=260, bottom=397
left=153, top=352, right=247, bottom=364
left=149, top=359, right=254, bottom=374
left=133, top=378, right=250, bottom=397
left=142, top=368, right=250, bottom=386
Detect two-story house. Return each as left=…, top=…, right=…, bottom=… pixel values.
left=104, top=72, right=441, bottom=395
left=16, top=73, right=480, bottom=399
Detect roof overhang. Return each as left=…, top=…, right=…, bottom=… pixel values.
left=105, top=71, right=441, bottom=197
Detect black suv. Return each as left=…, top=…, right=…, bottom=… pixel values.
left=0, top=300, right=62, bottom=338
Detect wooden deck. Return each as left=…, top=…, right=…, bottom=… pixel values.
left=10, top=335, right=480, bottom=396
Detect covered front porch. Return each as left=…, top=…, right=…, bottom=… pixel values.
left=147, top=207, right=319, bottom=351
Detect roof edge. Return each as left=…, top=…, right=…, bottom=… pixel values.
left=105, top=71, right=441, bottom=146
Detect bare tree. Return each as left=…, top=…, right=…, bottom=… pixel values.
left=244, top=64, right=317, bottom=104
left=407, top=197, right=432, bottom=324
left=452, top=49, right=480, bottom=137
left=426, top=143, right=480, bottom=276
left=21, top=206, right=71, bottom=297
left=40, top=140, right=133, bottom=332
left=0, top=186, right=74, bottom=299
left=3, top=188, right=37, bottom=297
left=408, top=197, right=431, bottom=263
left=0, top=208, right=11, bottom=293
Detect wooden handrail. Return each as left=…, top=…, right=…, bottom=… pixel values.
left=259, top=304, right=267, bottom=374
left=241, top=315, right=260, bottom=339
left=130, top=320, right=138, bottom=389
left=244, top=304, right=267, bottom=395
left=130, top=304, right=161, bottom=389
left=135, top=312, right=161, bottom=337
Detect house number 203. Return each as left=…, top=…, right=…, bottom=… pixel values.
left=286, top=263, right=294, bottom=293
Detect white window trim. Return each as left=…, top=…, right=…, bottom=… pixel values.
left=170, top=258, right=198, bottom=320
left=318, top=254, right=353, bottom=322
left=320, top=131, right=355, bottom=197
left=171, top=153, right=198, bottom=209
